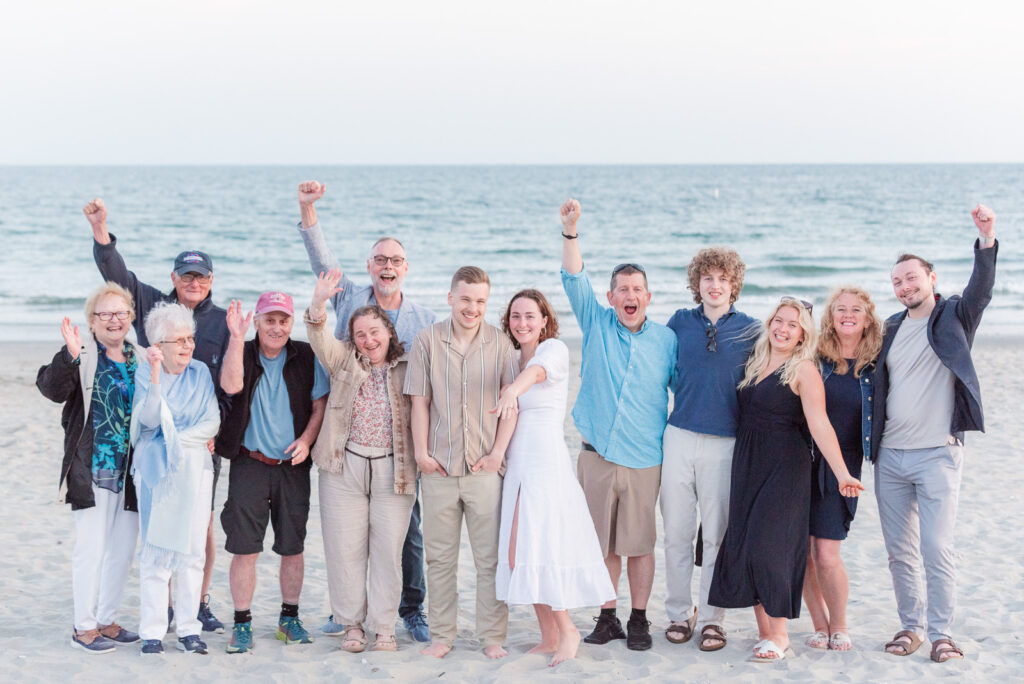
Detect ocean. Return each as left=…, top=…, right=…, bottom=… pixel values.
left=2, top=164, right=1020, bottom=342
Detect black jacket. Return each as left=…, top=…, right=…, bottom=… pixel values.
left=869, top=239, right=998, bottom=461
left=215, top=335, right=318, bottom=462
left=36, top=341, right=139, bottom=511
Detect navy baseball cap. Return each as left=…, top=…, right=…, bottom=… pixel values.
left=173, top=251, right=213, bottom=276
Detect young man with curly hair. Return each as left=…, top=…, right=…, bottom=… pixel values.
left=661, top=247, right=759, bottom=652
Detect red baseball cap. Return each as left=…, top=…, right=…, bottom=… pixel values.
left=255, top=291, right=294, bottom=316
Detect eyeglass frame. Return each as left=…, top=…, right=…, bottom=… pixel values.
left=371, top=255, right=407, bottom=267
left=93, top=311, right=131, bottom=321
left=177, top=272, right=212, bottom=284
left=158, top=336, right=196, bottom=347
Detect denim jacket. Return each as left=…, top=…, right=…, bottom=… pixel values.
left=819, top=358, right=875, bottom=471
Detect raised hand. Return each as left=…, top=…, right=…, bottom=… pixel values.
left=60, top=317, right=82, bottom=360
left=298, top=181, right=326, bottom=206
left=83, top=198, right=107, bottom=228
left=560, top=198, right=581, bottom=235
left=284, top=438, right=311, bottom=465
left=971, top=204, right=996, bottom=237
left=838, top=475, right=865, bottom=498
left=225, top=300, right=253, bottom=340
left=312, top=269, right=344, bottom=308
left=146, top=345, right=164, bottom=383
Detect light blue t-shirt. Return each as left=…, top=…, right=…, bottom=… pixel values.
left=243, top=352, right=330, bottom=460
left=561, top=267, right=677, bottom=469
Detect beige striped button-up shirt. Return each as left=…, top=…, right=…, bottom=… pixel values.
left=403, top=319, right=517, bottom=476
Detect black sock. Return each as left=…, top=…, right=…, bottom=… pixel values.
left=630, top=608, right=647, bottom=622
left=234, top=609, right=252, bottom=624
left=600, top=607, right=616, bottom=620
left=281, top=602, right=299, bottom=618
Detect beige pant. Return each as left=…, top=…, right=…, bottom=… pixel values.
left=319, top=445, right=415, bottom=636
left=421, top=470, right=507, bottom=647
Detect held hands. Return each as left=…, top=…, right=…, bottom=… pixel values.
left=971, top=204, right=996, bottom=237
left=471, top=451, right=504, bottom=474
left=489, top=385, right=519, bottom=421
left=415, top=453, right=448, bottom=477
left=82, top=198, right=107, bottom=229
left=60, top=317, right=82, bottom=360
left=285, top=438, right=311, bottom=465
left=838, top=475, right=865, bottom=498
left=312, top=269, right=344, bottom=309
left=207, top=438, right=215, bottom=455
left=146, top=345, right=164, bottom=383
left=560, top=198, right=581, bottom=235
left=226, top=300, right=253, bottom=340
left=298, top=181, right=326, bottom=206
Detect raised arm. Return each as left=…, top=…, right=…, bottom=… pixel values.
left=796, top=361, right=864, bottom=498
left=36, top=321, right=83, bottom=403
left=305, top=269, right=351, bottom=370
left=560, top=198, right=583, bottom=274
left=296, top=181, right=344, bottom=279
left=957, top=204, right=999, bottom=336
left=220, top=300, right=252, bottom=395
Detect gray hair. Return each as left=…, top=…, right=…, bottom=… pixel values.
left=144, top=301, right=196, bottom=345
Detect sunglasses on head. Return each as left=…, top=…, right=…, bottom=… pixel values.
left=780, top=296, right=813, bottom=314
left=611, top=262, right=646, bottom=276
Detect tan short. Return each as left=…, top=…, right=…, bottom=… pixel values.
left=577, top=446, right=661, bottom=558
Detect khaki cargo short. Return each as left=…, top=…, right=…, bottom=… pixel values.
left=577, top=445, right=661, bottom=558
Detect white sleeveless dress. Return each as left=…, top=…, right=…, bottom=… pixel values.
left=495, top=339, right=616, bottom=610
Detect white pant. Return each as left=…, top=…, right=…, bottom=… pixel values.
left=137, top=469, right=213, bottom=640
left=660, top=425, right=734, bottom=628
left=72, top=484, right=139, bottom=631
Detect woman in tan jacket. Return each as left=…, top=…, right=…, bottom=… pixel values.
left=306, top=269, right=417, bottom=653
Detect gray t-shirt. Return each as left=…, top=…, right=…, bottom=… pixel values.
left=881, top=316, right=955, bottom=449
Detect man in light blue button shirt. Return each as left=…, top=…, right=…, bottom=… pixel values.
left=294, top=181, right=436, bottom=643
left=559, top=199, right=676, bottom=652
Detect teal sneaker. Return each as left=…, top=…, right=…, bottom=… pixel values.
left=277, top=616, right=313, bottom=645
left=226, top=622, right=254, bottom=654
left=322, top=614, right=345, bottom=636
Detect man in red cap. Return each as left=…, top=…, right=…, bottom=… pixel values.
left=216, top=291, right=330, bottom=653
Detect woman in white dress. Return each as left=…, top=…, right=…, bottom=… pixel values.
left=492, top=289, right=616, bottom=667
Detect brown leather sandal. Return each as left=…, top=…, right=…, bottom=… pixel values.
left=665, top=609, right=698, bottom=644
left=884, top=630, right=923, bottom=656
left=698, top=624, right=727, bottom=652
left=930, top=638, right=964, bottom=663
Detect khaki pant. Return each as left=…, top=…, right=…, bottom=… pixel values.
left=420, top=470, right=507, bottom=647
left=320, top=446, right=415, bottom=636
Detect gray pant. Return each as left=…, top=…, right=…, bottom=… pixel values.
left=875, top=444, right=963, bottom=642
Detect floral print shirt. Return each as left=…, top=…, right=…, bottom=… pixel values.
left=349, top=365, right=393, bottom=449
left=91, top=341, right=137, bottom=493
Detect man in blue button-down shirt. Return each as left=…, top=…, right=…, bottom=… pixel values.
left=294, top=181, right=436, bottom=643
left=559, top=199, right=676, bottom=652
left=661, top=248, right=759, bottom=652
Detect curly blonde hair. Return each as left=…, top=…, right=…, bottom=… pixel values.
left=687, top=247, right=746, bottom=305
left=738, top=298, right=817, bottom=390
left=817, top=286, right=883, bottom=377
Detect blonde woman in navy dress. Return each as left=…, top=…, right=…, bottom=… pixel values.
left=491, top=289, right=616, bottom=667
left=708, top=298, right=864, bottom=662
left=802, top=287, right=882, bottom=651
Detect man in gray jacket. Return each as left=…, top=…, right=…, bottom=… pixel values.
left=294, top=180, right=436, bottom=642
left=871, top=204, right=998, bottom=664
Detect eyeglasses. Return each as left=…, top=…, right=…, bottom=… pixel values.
left=612, top=262, right=646, bottom=277
left=178, top=273, right=212, bottom=284
left=372, top=255, right=406, bottom=267
left=780, top=296, right=814, bottom=314
left=159, top=336, right=196, bottom=347
left=93, top=311, right=131, bottom=321
left=705, top=325, right=717, bottom=353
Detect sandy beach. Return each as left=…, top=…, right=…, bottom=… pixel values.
left=2, top=336, right=1023, bottom=683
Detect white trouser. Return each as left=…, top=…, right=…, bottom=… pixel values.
left=660, top=425, right=734, bottom=629
left=137, top=469, right=213, bottom=640
left=72, top=483, right=139, bottom=631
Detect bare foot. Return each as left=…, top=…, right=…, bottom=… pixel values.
left=549, top=629, right=581, bottom=667
left=420, top=642, right=452, bottom=658
left=483, top=644, right=508, bottom=659
left=528, top=640, right=559, bottom=654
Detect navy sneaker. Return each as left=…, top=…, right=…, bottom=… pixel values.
left=141, top=639, right=164, bottom=655
left=70, top=628, right=115, bottom=654
left=277, top=616, right=313, bottom=645
left=197, top=595, right=224, bottom=634
left=226, top=622, right=254, bottom=654
left=99, top=622, right=140, bottom=643
left=403, top=612, right=430, bottom=643
left=177, top=635, right=208, bottom=655
left=321, top=614, right=345, bottom=636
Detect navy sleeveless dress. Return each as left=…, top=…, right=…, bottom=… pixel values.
left=708, top=366, right=811, bottom=619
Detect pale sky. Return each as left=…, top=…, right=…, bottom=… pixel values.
left=2, top=0, right=1022, bottom=164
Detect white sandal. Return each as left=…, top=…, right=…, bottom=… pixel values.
left=805, top=631, right=829, bottom=649
left=751, top=639, right=791, bottom=662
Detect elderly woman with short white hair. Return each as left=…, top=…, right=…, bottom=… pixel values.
left=131, top=302, right=221, bottom=655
